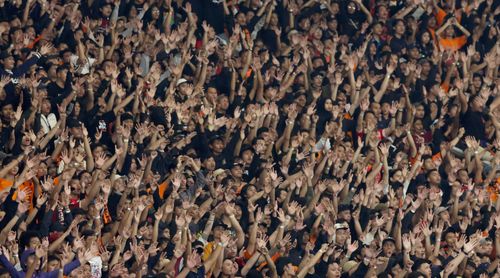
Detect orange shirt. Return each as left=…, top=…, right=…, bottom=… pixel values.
left=0, top=178, right=13, bottom=192
left=438, top=36, right=467, bottom=52
left=157, top=181, right=168, bottom=199
left=0, top=178, right=35, bottom=210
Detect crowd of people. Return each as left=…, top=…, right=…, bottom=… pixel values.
left=0, top=0, right=499, bottom=277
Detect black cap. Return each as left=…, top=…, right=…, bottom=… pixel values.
left=213, top=220, right=228, bottom=230
left=382, top=237, right=396, bottom=246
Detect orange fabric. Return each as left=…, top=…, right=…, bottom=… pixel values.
left=236, top=184, right=245, bottom=195
left=440, top=82, right=450, bottom=93
left=243, top=249, right=253, bottom=260
left=103, top=204, right=112, bottom=224
left=487, top=185, right=498, bottom=202
left=13, top=181, right=35, bottom=210
left=0, top=178, right=13, bottom=192
left=432, top=153, right=442, bottom=161
left=245, top=68, right=253, bottom=80
left=202, top=242, right=215, bottom=261
left=0, top=178, right=36, bottom=211
left=257, top=252, right=281, bottom=271
left=157, top=181, right=168, bottom=200
left=438, top=36, right=467, bottom=52
left=428, top=28, right=437, bottom=45
left=27, top=35, right=43, bottom=49
left=435, top=8, right=447, bottom=26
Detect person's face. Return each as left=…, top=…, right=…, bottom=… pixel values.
left=206, top=87, right=217, bottom=102
left=72, top=102, right=81, bottom=115
left=414, top=242, right=426, bottom=258
left=236, top=12, right=246, bottom=26
left=339, top=210, right=351, bottom=222
left=100, top=4, right=112, bottom=17
left=47, top=259, right=61, bottom=271
left=41, top=99, right=51, bottom=114
left=439, top=210, right=450, bottom=223
left=270, top=13, right=279, bottom=26
left=409, top=47, right=419, bottom=59
left=370, top=102, right=381, bottom=116
left=415, top=104, right=425, bottom=118
left=57, top=68, right=68, bottom=80
left=327, top=263, right=341, bottom=278
left=37, top=162, right=48, bottom=177
left=299, top=113, right=311, bottom=129
left=299, top=18, right=311, bottom=31
left=445, top=233, right=457, bottom=249
left=70, top=179, right=81, bottom=194
left=327, top=19, right=338, bottom=31
left=246, top=185, right=257, bottom=198
left=395, top=21, right=405, bottom=35
left=335, top=228, right=349, bottom=245
left=1, top=56, right=14, bottom=70
left=423, top=158, right=435, bottom=171
left=242, top=149, right=253, bottom=164
left=421, top=32, right=430, bottom=44
left=473, top=76, right=482, bottom=89
left=457, top=169, right=469, bottom=183
left=324, top=99, right=333, bottom=112
left=151, top=7, right=160, bottom=18
left=428, top=170, right=441, bottom=185
left=383, top=241, right=396, bottom=257
left=26, top=255, right=41, bottom=270
left=391, top=170, right=403, bottom=183
left=203, top=157, right=216, bottom=171
left=312, top=27, right=323, bottom=40
left=377, top=5, right=389, bottom=20
left=29, top=237, right=41, bottom=249
left=312, top=74, right=323, bottom=87
left=230, top=165, right=243, bottom=178
left=70, top=126, right=82, bottom=139
left=210, top=139, right=224, bottom=154
left=418, top=263, right=432, bottom=278
left=1, top=104, right=13, bottom=120
left=80, top=172, right=92, bottom=186
left=421, top=61, right=431, bottom=74
left=347, top=2, right=357, bottom=14
left=295, top=95, right=307, bottom=108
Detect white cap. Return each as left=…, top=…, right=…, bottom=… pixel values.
left=176, top=78, right=188, bottom=86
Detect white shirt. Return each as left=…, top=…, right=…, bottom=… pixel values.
left=40, top=113, right=57, bottom=134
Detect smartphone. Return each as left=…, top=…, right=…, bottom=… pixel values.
left=98, top=120, right=107, bottom=131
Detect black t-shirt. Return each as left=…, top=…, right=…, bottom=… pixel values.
left=390, top=36, right=407, bottom=55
